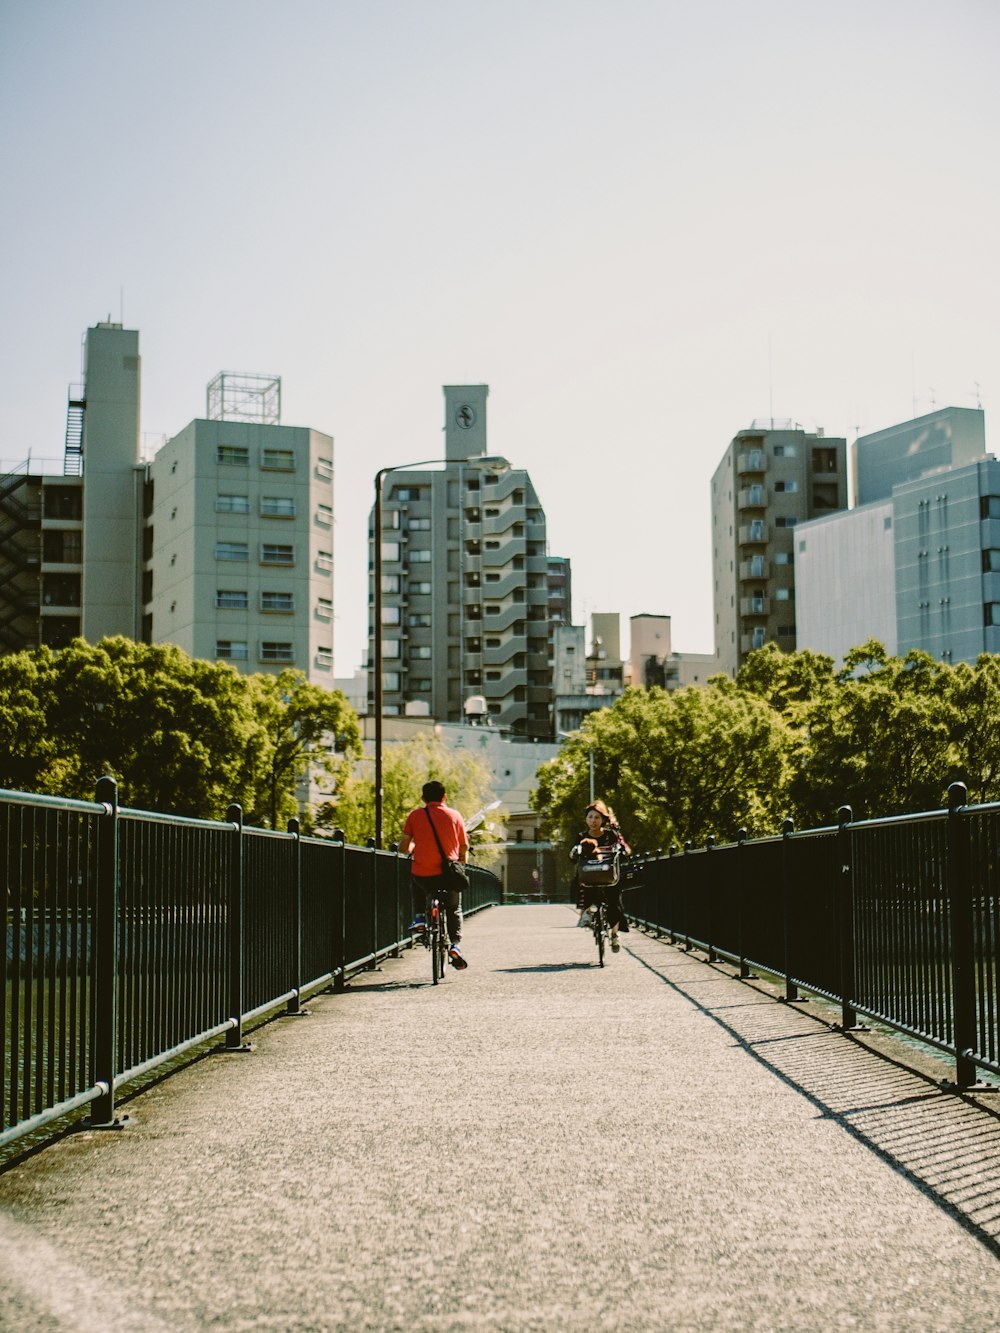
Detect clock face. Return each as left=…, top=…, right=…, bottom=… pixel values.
left=455, top=404, right=476, bottom=429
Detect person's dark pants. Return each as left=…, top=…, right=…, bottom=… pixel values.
left=578, top=884, right=625, bottom=931
left=412, top=874, right=462, bottom=943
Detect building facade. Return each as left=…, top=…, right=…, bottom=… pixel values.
left=368, top=385, right=553, bottom=738
left=853, top=406, right=986, bottom=505
left=711, top=420, right=848, bottom=676
left=146, top=417, right=334, bottom=680
left=0, top=323, right=336, bottom=685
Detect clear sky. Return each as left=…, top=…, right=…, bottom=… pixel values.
left=2, top=0, right=997, bottom=674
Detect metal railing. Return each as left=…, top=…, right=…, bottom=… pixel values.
left=1, top=780, right=501, bottom=1150
left=627, top=783, right=1000, bottom=1089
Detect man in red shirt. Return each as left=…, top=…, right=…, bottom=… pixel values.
left=398, top=780, right=470, bottom=969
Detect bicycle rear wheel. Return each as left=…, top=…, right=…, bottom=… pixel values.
left=430, top=899, right=449, bottom=984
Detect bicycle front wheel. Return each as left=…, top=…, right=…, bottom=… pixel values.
left=594, top=910, right=605, bottom=967
left=430, top=901, right=445, bottom=985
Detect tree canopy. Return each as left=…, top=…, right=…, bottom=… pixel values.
left=533, top=644, right=1000, bottom=849
left=0, top=637, right=361, bottom=826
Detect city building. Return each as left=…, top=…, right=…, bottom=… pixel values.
left=626, top=613, right=717, bottom=689
left=368, top=385, right=554, bottom=739
left=795, top=501, right=897, bottom=663
left=711, top=419, right=848, bottom=676
left=795, top=408, right=996, bottom=668
left=853, top=406, right=986, bottom=505
left=0, top=322, right=336, bottom=684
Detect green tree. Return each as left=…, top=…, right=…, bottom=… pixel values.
left=945, top=654, right=1000, bottom=805
left=533, top=684, right=792, bottom=855
left=795, top=644, right=956, bottom=822
left=330, top=732, right=501, bottom=862
left=0, top=646, right=61, bottom=792
left=242, top=669, right=361, bottom=829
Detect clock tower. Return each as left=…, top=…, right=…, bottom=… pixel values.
left=443, top=384, right=488, bottom=460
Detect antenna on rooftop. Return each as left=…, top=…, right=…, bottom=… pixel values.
left=973, top=381, right=983, bottom=409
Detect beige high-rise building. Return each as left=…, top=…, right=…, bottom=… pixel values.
left=0, top=323, right=335, bottom=684
left=368, top=385, right=553, bottom=738
left=711, top=420, right=848, bottom=677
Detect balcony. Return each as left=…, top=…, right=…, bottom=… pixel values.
left=736, top=450, right=767, bottom=476
left=737, top=486, right=767, bottom=510
left=739, top=559, right=769, bottom=580
left=741, top=630, right=767, bottom=654
left=738, top=523, right=769, bottom=546
left=740, top=596, right=771, bottom=617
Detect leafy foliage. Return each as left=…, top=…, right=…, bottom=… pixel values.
left=0, top=637, right=360, bottom=825
left=329, top=731, right=502, bottom=864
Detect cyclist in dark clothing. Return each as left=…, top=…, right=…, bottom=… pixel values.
left=570, top=799, right=631, bottom=952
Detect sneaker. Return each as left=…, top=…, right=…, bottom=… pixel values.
left=409, top=915, right=426, bottom=933
left=610, top=935, right=621, bottom=952
left=620, top=921, right=630, bottom=934
left=448, top=944, right=468, bottom=970
left=576, top=913, right=592, bottom=928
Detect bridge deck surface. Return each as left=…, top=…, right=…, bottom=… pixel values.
left=2, top=904, right=1000, bottom=1331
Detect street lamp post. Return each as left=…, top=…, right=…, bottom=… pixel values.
left=372, top=454, right=507, bottom=847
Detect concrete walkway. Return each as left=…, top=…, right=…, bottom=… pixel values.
left=2, top=905, right=1000, bottom=1332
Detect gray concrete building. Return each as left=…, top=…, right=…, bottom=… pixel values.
left=0, top=323, right=336, bottom=685
left=368, top=385, right=553, bottom=739
left=853, top=406, right=986, bottom=505
left=711, top=420, right=848, bottom=676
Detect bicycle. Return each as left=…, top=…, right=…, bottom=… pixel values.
left=590, top=896, right=610, bottom=967
left=421, top=892, right=450, bottom=985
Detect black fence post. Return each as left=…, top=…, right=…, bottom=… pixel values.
left=332, top=829, right=346, bottom=992
left=390, top=842, right=401, bottom=957
left=287, top=818, right=303, bottom=1015
left=835, top=805, right=862, bottom=1032
left=780, top=817, right=799, bottom=1002
left=225, top=803, right=245, bottom=1049
left=705, top=835, right=716, bottom=962
left=682, top=842, right=694, bottom=951
left=668, top=844, right=678, bottom=945
left=90, top=776, right=119, bottom=1126
left=736, top=828, right=754, bottom=979
left=367, top=837, right=378, bottom=969
left=947, top=782, right=979, bottom=1088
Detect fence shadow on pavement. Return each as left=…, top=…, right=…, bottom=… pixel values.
left=628, top=938, right=1000, bottom=1261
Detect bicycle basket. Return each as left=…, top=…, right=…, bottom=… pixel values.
left=577, top=851, right=620, bottom=888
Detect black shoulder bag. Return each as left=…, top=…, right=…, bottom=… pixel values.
left=424, top=808, right=470, bottom=888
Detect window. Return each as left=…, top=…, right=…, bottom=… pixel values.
left=316, top=502, right=333, bottom=524
left=381, top=541, right=400, bottom=562
left=381, top=672, right=400, bottom=690
left=261, top=496, right=296, bottom=517
left=773, top=480, right=798, bottom=493
left=777, top=625, right=796, bottom=638
left=217, top=446, right=249, bottom=466
left=381, top=575, right=400, bottom=593
left=774, top=516, right=797, bottom=528
left=261, top=591, right=294, bottom=612
left=217, top=640, right=249, bottom=660
left=261, top=543, right=294, bottom=565
left=317, top=597, right=333, bottom=617
left=261, top=448, right=295, bottom=470
left=773, top=444, right=797, bottom=458
left=381, top=606, right=401, bottom=625
left=216, top=494, right=250, bottom=513
left=316, top=550, right=333, bottom=569
left=775, top=551, right=791, bottom=564
left=411, top=646, right=432, bottom=659
left=408, top=613, right=432, bottom=627
left=775, top=588, right=793, bottom=601
left=260, top=641, right=294, bottom=662
left=382, top=640, right=401, bottom=658
left=986, top=604, right=1000, bottom=627
left=409, top=581, right=432, bottom=595
left=412, top=678, right=432, bottom=691
left=216, top=590, right=249, bottom=609
left=983, top=550, right=1000, bottom=573
left=410, top=549, right=431, bottom=563
left=316, top=646, right=333, bottom=667
left=408, top=518, right=431, bottom=531
left=216, top=542, right=249, bottom=561
left=395, top=487, right=422, bottom=501
left=316, top=456, right=333, bottom=479
left=982, top=497, right=1000, bottom=520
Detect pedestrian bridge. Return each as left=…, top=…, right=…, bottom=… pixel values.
left=2, top=904, right=999, bottom=1332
